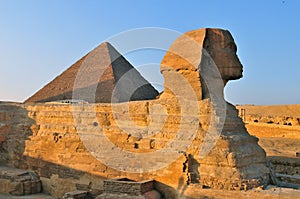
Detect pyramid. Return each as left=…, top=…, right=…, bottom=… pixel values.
left=25, top=42, right=159, bottom=103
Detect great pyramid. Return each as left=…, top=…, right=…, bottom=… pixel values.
left=25, top=42, right=159, bottom=103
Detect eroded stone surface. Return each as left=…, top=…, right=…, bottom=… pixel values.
left=160, top=28, right=269, bottom=190
left=160, top=28, right=243, bottom=100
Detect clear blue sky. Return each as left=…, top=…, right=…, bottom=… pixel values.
left=1, top=0, right=299, bottom=105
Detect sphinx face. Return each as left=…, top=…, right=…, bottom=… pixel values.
left=203, top=29, right=243, bottom=83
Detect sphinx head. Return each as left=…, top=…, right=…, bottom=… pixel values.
left=203, top=28, right=243, bottom=85
left=160, top=28, right=243, bottom=100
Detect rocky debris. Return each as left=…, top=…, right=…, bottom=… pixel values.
left=0, top=166, right=42, bottom=196
left=184, top=185, right=300, bottom=199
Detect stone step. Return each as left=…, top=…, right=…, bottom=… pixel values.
left=63, top=190, right=91, bottom=199
left=0, top=193, right=54, bottom=199
left=95, top=192, right=160, bottom=199
left=95, top=179, right=161, bottom=199
left=276, top=173, right=300, bottom=186
left=0, top=166, right=42, bottom=196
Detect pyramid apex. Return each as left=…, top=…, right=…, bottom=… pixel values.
left=101, top=41, right=112, bottom=46
left=100, top=41, right=117, bottom=50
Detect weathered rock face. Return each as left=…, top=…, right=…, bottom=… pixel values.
left=25, top=42, right=159, bottom=103
left=160, top=29, right=205, bottom=101
left=203, top=28, right=243, bottom=84
left=160, top=28, right=243, bottom=100
left=197, top=103, right=270, bottom=189
left=0, top=28, right=270, bottom=198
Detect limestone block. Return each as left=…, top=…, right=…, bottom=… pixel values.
left=63, top=190, right=91, bottom=199
left=0, top=166, right=42, bottom=196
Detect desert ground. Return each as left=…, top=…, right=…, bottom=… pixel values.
left=236, top=104, right=300, bottom=158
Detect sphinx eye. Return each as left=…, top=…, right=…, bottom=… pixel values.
left=225, top=42, right=237, bottom=52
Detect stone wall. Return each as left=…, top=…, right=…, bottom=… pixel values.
left=268, top=156, right=300, bottom=176
left=0, top=105, right=13, bottom=151
left=0, top=99, right=269, bottom=198
left=0, top=100, right=201, bottom=198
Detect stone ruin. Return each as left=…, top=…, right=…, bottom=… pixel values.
left=0, top=28, right=270, bottom=198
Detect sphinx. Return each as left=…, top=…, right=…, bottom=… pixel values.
left=159, top=28, right=269, bottom=190
left=0, top=28, right=270, bottom=198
